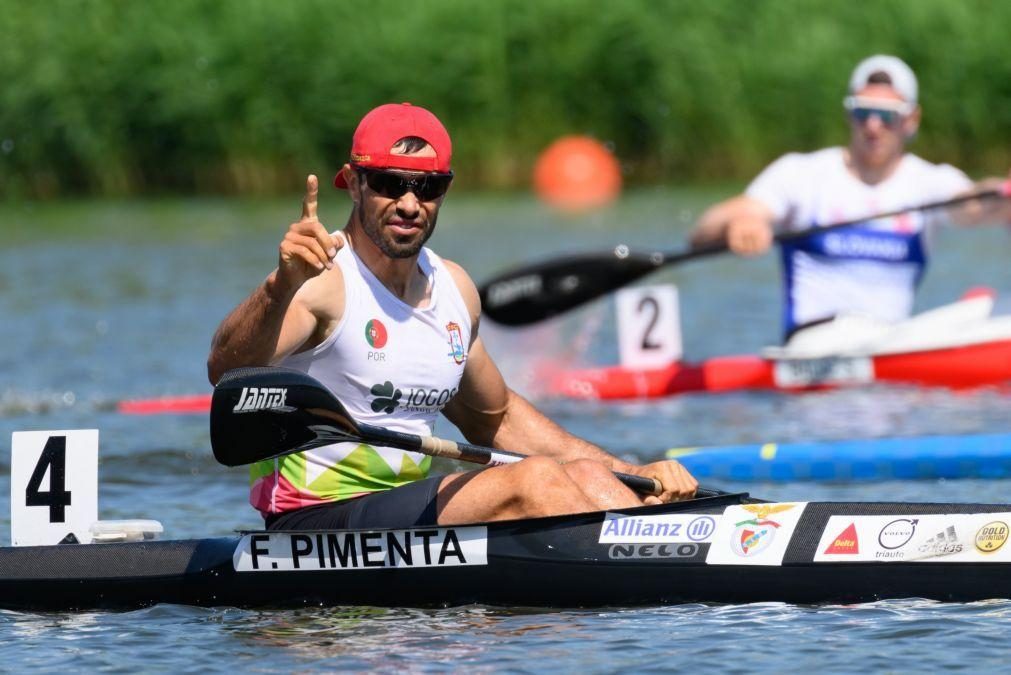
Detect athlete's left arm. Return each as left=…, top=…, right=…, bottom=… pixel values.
left=439, top=261, right=697, bottom=499
left=442, top=333, right=597, bottom=463
left=438, top=259, right=606, bottom=461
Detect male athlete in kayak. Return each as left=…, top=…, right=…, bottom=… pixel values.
left=208, top=103, right=697, bottom=530
left=690, top=54, right=1010, bottom=339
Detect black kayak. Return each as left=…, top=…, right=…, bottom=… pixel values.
left=4, top=492, right=1011, bottom=611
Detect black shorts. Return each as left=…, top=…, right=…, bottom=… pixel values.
left=264, top=475, right=444, bottom=531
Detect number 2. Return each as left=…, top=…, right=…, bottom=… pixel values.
left=25, top=435, right=72, bottom=522
left=638, top=296, right=661, bottom=350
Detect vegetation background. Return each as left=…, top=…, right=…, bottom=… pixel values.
left=2, top=0, right=1009, bottom=198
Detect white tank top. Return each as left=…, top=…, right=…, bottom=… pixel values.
left=249, top=243, right=472, bottom=515
left=746, top=147, right=971, bottom=336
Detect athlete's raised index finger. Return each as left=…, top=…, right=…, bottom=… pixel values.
left=302, top=174, right=319, bottom=220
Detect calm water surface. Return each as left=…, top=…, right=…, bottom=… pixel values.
left=0, top=189, right=1010, bottom=671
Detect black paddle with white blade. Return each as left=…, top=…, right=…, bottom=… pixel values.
left=478, top=184, right=1011, bottom=326
left=210, top=367, right=720, bottom=497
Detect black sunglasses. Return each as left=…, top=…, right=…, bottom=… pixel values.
left=354, top=165, right=454, bottom=201
left=849, top=107, right=903, bottom=127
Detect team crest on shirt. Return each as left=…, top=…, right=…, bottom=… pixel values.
left=446, top=322, right=466, bottom=365
left=365, top=319, right=388, bottom=349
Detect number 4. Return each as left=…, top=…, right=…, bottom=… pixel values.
left=25, top=435, right=72, bottom=523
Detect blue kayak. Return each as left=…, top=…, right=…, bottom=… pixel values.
left=667, top=432, right=1011, bottom=482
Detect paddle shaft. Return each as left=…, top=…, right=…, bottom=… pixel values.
left=479, top=184, right=1011, bottom=325
left=343, top=419, right=730, bottom=498
left=211, top=367, right=719, bottom=499
left=338, top=416, right=663, bottom=496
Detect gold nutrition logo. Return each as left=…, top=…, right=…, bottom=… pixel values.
left=974, top=521, right=1009, bottom=553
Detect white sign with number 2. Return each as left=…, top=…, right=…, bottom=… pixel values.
left=616, top=285, right=683, bottom=368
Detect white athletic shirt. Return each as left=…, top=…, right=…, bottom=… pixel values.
left=745, top=147, right=971, bottom=335
left=249, top=244, right=472, bottom=515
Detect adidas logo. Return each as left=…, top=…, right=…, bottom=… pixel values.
left=917, top=525, right=962, bottom=556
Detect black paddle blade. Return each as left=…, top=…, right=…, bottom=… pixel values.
left=478, top=248, right=664, bottom=326
left=210, top=366, right=361, bottom=467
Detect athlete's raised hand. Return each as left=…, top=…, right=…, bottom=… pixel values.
left=277, top=175, right=345, bottom=287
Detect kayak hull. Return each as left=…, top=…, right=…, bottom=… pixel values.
left=5, top=495, right=1011, bottom=611
left=551, top=339, right=1011, bottom=400
left=670, top=432, right=1011, bottom=482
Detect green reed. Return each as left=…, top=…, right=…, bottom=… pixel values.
left=1, top=0, right=1008, bottom=197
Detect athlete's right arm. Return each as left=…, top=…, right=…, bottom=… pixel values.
left=689, top=195, right=776, bottom=256
left=206, top=175, right=344, bottom=384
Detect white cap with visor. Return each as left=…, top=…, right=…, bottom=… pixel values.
left=848, top=54, right=918, bottom=104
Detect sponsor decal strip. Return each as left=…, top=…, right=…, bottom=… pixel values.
left=234, top=526, right=488, bottom=572
left=814, top=513, right=1011, bottom=563
left=773, top=357, right=873, bottom=388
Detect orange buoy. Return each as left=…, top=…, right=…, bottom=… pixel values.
left=533, top=136, right=622, bottom=211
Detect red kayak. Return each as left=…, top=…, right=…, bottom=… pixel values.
left=119, top=293, right=1011, bottom=411
left=551, top=339, right=1011, bottom=400
left=551, top=292, right=1011, bottom=400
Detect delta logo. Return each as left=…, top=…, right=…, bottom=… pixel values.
left=823, top=523, right=859, bottom=555
left=365, top=319, right=388, bottom=349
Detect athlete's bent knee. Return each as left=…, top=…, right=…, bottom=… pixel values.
left=513, top=456, right=570, bottom=489
left=562, top=458, right=615, bottom=484
left=507, top=457, right=590, bottom=516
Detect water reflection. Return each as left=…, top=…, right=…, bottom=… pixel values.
left=221, top=605, right=595, bottom=666
left=0, top=194, right=1008, bottom=671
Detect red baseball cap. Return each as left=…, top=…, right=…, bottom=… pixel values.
left=334, top=102, right=452, bottom=188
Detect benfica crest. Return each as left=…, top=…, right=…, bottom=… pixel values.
left=446, top=322, right=466, bottom=365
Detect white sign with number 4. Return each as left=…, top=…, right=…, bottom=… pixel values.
left=11, top=430, right=98, bottom=546
left=616, top=285, right=683, bottom=369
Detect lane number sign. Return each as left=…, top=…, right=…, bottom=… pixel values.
left=616, top=285, right=683, bottom=368
left=11, top=430, right=98, bottom=546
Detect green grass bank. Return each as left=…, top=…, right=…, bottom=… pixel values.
left=2, top=0, right=1009, bottom=197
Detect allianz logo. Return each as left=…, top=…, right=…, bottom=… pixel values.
left=232, top=387, right=289, bottom=412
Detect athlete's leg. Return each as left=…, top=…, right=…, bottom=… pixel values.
left=559, top=459, right=645, bottom=510
left=265, top=475, right=446, bottom=530
left=436, top=456, right=602, bottom=525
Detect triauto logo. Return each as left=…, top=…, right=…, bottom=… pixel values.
left=369, top=381, right=458, bottom=414
left=878, top=518, right=918, bottom=550
left=365, top=319, right=388, bottom=349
